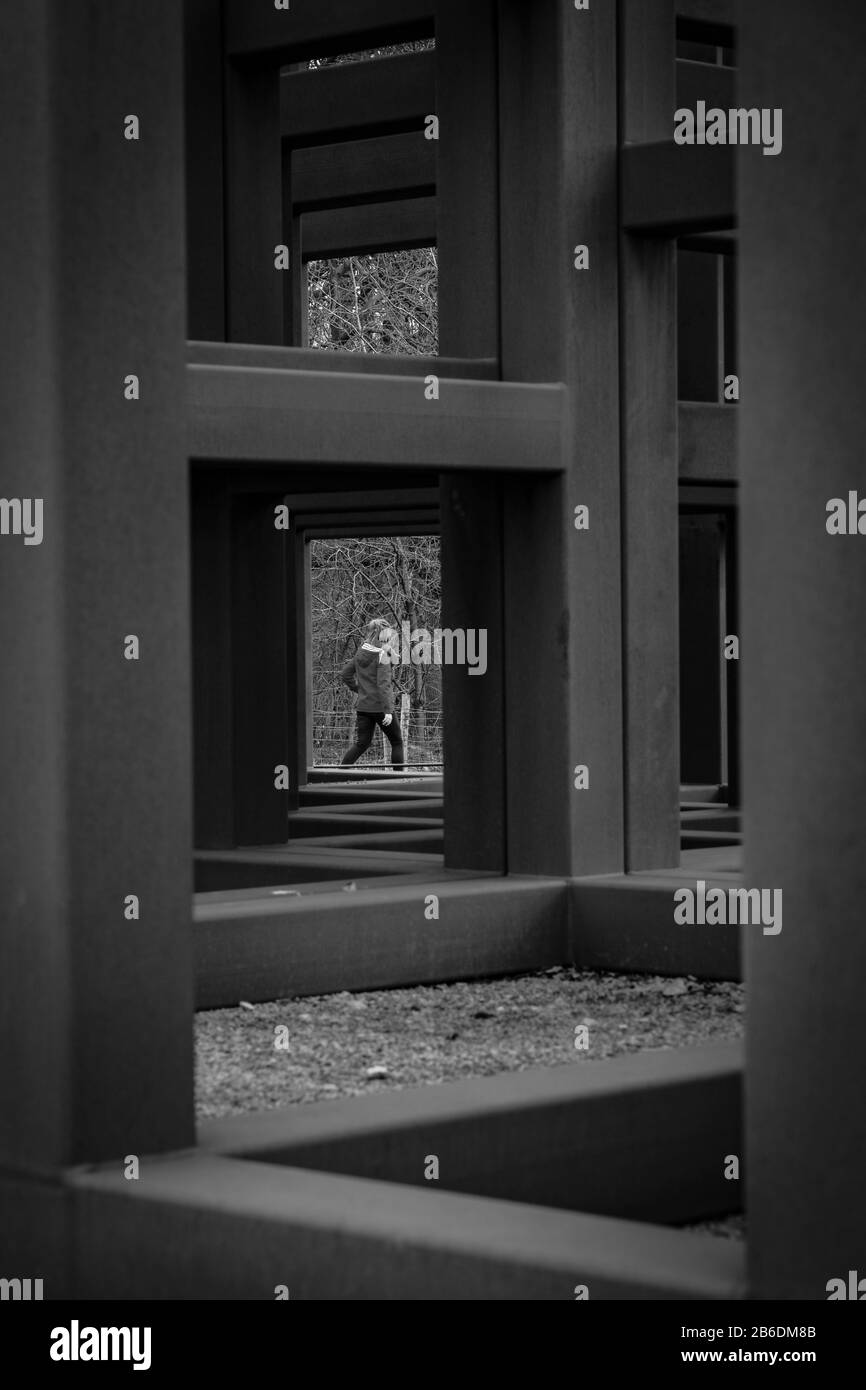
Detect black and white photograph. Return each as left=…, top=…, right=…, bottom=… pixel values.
left=1, top=0, right=864, bottom=1355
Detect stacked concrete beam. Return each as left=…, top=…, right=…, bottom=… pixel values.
left=200, top=1042, right=743, bottom=1225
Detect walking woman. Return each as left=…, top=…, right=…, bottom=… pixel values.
left=339, top=618, right=405, bottom=771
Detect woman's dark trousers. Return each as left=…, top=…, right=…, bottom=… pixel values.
left=341, top=711, right=405, bottom=770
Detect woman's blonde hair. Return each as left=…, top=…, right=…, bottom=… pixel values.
left=364, top=617, right=391, bottom=644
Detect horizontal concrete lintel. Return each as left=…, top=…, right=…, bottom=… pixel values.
left=195, top=843, right=443, bottom=867
left=299, top=784, right=442, bottom=804
left=187, top=364, right=566, bottom=471
left=195, top=875, right=563, bottom=925
left=195, top=877, right=568, bottom=1008
left=681, top=831, right=743, bottom=850
left=281, top=52, right=435, bottom=146
left=68, top=1152, right=745, bottom=1299
left=197, top=868, right=490, bottom=907
left=676, top=58, right=735, bottom=115
left=306, top=769, right=442, bottom=784
left=224, top=0, right=433, bottom=63
left=188, top=341, right=497, bottom=381
left=678, top=229, right=738, bottom=256
left=314, top=798, right=444, bottom=819
left=193, top=847, right=443, bottom=893
left=303, top=196, right=437, bottom=261
left=286, top=486, right=441, bottom=513
left=622, top=141, right=735, bottom=236
left=295, top=514, right=439, bottom=536
left=681, top=809, right=741, bottom=827
left=681, top=783, right=728, bottom=802
left=200, top=1040, right=742, bottom=1147
left=295, top=828, right=443, bottom=852
left=196, top=841, right=443, bottom=861
left=679, top=401, right=737, bottom=482
left=677, top=0, right=736, bottom=38
left=194, top=1056, right=742, bottom=1221
left=292, top=131, right=434, bottom=212
left=288, top=810, right=443, bottom=837
left=571, top=875, right=742, bottom=980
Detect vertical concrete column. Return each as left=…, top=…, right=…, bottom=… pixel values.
left=498, top=0, right=624, bottom=875
left=739, top=0, right=866, bottom=1297
left=436, top=0, right=507, bottom=870
left=225, top=58, right=283, bottom=343
left=677, top=251, right=723, bottom=403
left=286, top=518, right=312, bottom=810
left=724, top=506, right=741, bottom=805
left=679, top=514, right=723, bottom=786
left=0, top=0, right=194, bottom=1203
left=231, top=492, right=293, bottom=844
left=185, top=0, right=226, bottom=341
left=192, top=472, right=236, bottom=849
left=281, top=141, right=308, bottom=347
left=619, top=0, right=680, bottom=870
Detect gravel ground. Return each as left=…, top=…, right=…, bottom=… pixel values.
left=195, top=967, right=745, bottom=1120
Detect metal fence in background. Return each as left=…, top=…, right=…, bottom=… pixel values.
left=313, top=699, right=444, bottom=768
